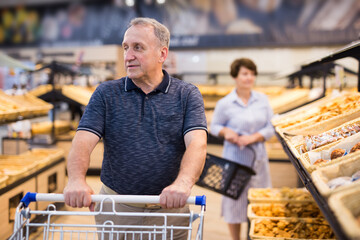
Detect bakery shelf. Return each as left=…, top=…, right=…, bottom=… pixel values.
left=271, top=40, right=360, bottom=239
left=275, top=131, right=350, bottom=240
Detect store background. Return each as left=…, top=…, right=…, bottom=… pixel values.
left=0, top=0, right=359, bottom=86
left=0, top=0, right=359, bottom=239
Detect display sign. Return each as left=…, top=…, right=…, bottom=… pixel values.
left=0, top=0, right=359, bottom=48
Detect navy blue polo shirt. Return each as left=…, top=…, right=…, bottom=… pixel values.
left=78, top=70, right=208, bottom=195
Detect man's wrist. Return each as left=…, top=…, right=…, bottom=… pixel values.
left=175, top=176, right=195, bottom=189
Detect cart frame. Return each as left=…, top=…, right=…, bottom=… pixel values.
left=9, top=192, right=206, bottom=240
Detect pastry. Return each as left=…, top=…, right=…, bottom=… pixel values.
left=314, top=159, right=328, bottom=165
left=330, top=149, right=345, bottom=160
left=350, top=142, right=360, bottom=153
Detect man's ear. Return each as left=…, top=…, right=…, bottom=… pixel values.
left=159, top=46, right=168, bottom=63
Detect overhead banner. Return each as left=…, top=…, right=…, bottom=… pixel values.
left=0, top=0, right=359, bottom=49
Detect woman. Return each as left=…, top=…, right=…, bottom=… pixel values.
left=210, top=58, right=274, bottom=240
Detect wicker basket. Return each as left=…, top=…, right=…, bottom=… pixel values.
left=312, top=152, right=360, bottom=197
left=249, top=217, right=336, bottom=240
left=1, top=109, right=20, bottom=122
left=328, top=185, right=360, bottom=240
left=273, top=127, right=302, bottom=159
left=289, top=116, right=360, bottom=156
left=248, top=188, right=314, bottom=203
left=247, top=202, right=322, bottom=221
left=273, top=92, right=360, bottom=135
left=62, top=85, right=94, bottom=106
left=271, top=94, right=334, bottom=127
left=31, top=120, right=71, bottom=135
left=28, top=84, right=53, bottom=97
left=269, top=89, right=310, bottom=114
left=299, top=134, right=360, bottom=173
left=284, top=108, right=360, bottom=135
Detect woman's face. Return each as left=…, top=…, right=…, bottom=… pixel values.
left=234, top=66, right=256, bottom=90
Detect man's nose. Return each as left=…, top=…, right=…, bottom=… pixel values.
left=124, top=50, right=135, bottom=61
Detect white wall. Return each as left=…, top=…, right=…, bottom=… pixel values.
left=172, top=45, right=359, bottom=87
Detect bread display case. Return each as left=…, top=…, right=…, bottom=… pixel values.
left=0, top=90, right=53, bottom=123
left=0, top=81, right=66, bottom=239
left=0, top=148, right=65, bottom=239
left=247, top=187, right=335, bottom=239
left=62, top=85, right=96, bottom=106
left=31, top=120, right=72, bottom=136
left=274, top=40, right=360, bottom=240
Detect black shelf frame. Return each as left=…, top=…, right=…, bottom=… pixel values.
left=301, top=40, right=360, bottom=92
left=275, top=132, right=349, bottom=240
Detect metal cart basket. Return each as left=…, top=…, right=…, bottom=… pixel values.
left=9, top=192, right=206, bottom=240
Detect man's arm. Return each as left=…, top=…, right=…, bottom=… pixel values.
left=63, top=130, right=100, bottom=210
left=159, top=129, right=207, bottom=209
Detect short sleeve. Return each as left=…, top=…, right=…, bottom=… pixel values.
left=210, top=100, right=228, bottom=137
left=257, top=95, right=275, bottom=141
left=77, top=85, right=106, bottom=138
left=183, top=86, right=208, bottom=136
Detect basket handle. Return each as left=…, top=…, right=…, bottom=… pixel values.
left=20, top=192, right=206, bottom=207
left=246, top=144, right=257, bottom=169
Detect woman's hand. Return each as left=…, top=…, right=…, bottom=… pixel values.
left=236, top=135, right=255, bottom=147
left=222, top=128, right=240, bottom=144
left=236, top=133, right=265, bottom=147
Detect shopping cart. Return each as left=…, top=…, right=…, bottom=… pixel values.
left=9, top=192, right=206, bottom=240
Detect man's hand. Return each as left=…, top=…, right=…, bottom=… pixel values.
left=63, top=179, right=95, bottom=211
left=64, top=130, right=99, bottom=212
left=159, top=129, right=206, bottom=209
left=159, top=179, right=192, bottom=209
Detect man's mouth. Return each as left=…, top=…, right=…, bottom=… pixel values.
left=127, top=64, right=138, bottom=69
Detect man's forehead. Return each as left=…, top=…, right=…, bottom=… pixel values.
left=122, top=25, right=156, bottom=45
left=126, top=24, right=154, bottom=35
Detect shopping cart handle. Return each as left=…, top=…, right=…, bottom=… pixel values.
left=21, top=192, right=206, bottom=207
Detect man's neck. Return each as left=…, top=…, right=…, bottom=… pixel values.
left=132, top=71, right=164, bottom=94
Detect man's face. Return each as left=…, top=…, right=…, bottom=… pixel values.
left=122, top=25, right=164, bottom=81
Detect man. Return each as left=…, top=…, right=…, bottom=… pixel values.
left=63, top=17, right=207, bottom=239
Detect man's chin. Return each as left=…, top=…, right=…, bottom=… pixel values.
left=127, top=73, right=137, bottom=79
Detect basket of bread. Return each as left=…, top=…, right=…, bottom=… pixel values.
left=249, top=217, right=336, bottom=239
left=298, top=128, right=360, bottom=173
left=0, top=148, right=64, bottom=189
left=273, top=92, right=360, bottom=136
left=312, top=152, right=360, bottom=197
left=62, top=85, right=95, bottom=106
left=328, top=185, right=360, bottom=240
left=248, top=201, right=322, bottom=220
left=248, top=187, right=314, bottom=203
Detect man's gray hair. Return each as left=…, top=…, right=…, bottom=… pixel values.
left=129, top=17, right=170, bottom=48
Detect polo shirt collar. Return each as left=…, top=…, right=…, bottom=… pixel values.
left=124, top=70, right=171, bottom=94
